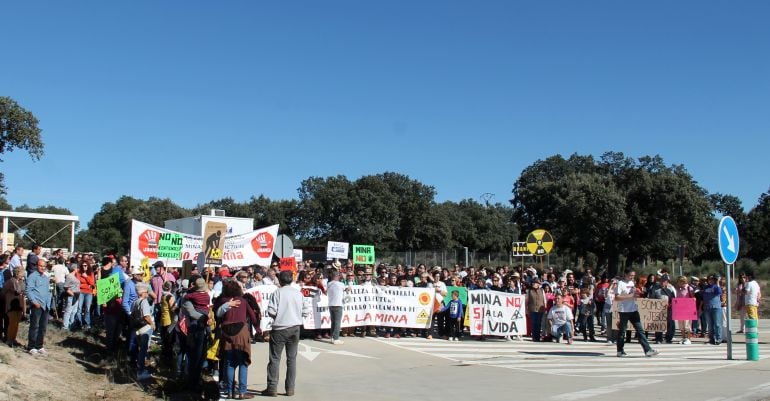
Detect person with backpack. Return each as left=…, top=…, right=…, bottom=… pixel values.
left=130, top=282, right=155, bottom=380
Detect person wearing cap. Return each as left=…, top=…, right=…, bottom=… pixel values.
left=99, top=257, right=125, bottom=353
left=702, top=275, right=723, bottom=345
left=526, top=278, right=546, bottom=342
left=61, top=262, right=82, bottom=331
left=130, top=282, right=155, bottom=380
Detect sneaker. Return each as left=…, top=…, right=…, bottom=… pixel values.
left=683, top=339, right=691, bottom=345
left=28, top=348, right=39, bottom=356
left=37, top=348, right=48, bottom=357
left=212, top=370, right=219, bottom=382
left=505, top=336, right=513, bottom=342
left=333, top=339, right=344, bottom=345
left=645, top=349, right=660, bottom=357
left=617, top=351, right=628, bottom=357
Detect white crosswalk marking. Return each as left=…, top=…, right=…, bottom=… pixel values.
left=372, top=337, right=769, bottom=378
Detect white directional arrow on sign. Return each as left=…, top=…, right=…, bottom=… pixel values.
left=723, top=226, right=736, bottom=253
left=297, top=343, right=378, bottom=361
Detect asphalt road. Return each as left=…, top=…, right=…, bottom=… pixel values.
left=241, top=321, right=770, bottom=401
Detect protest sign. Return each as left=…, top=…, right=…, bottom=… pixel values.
left=326, top=241, right=349, bottom=260
left=246, top=285, right=277, bottom=332
left=130, top=220, right=279, bottom=268
left=280, top=257, right=297, bottom=276
left=158, top=233, right=183, bottom=259
left=611, top=299, right=668, bottom=332
left=468, top=290, right=527, bottom=336
left=96, top=274, right=122, bottom=305
left=202, top=221, right=227, bottom=265
left=352, top=245, right=375, bottom=264
left=672, top=297, right=697, bottom=321
left=303, top=285, right=434, bottom=329
left=638, top=298, right=668, bottom=332
left=141, top=257, right=151, bottom=283
left=293, top=249, right=303, bottom=264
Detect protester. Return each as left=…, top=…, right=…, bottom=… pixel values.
left=675, top=276, right=694, bottom=345
left=263, top=270, right=309, bottom=397
left=548, top=294, right=574, bottom=344
left=159, top=281, right=176, bottom=361
left=3, top=267, right=25, bottom=347
left=578, top=289, right=596, bottom=342
left=744, top=269, right=761, bottom=320
left=9, top=246, right=23, bottom=272
left=440, top=290, right=464, bottom=341
left=182, top=277, right=212, bottom=389
left=216, top=280, right=259, bottom=399
left=77, top=261, right=96, bottom=329
left=62, top=263, right=81, bottom=330
left=327, top=269, right=346, bottom=345
left=130, top=282, right=155, bottom=380
left=26, top=258, right=52, bottom=356
left=26, top=244, right=42, bottom=277
left=702, top=275, right=723, bottom=345
left=614, top=268, right=659, bottom=357
left=100, top=257, right=125, bottom=353
left=526, top=278, right=546, bottom=342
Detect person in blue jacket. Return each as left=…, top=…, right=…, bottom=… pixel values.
left=441, top=290, right=464, bottom=341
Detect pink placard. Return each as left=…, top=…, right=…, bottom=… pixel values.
left=672, top=297, right=697, bottom=320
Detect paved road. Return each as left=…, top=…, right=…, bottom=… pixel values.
left=242, top=324, right=770, bottom=401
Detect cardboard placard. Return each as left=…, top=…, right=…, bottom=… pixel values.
left=672, top=297, right=697, bottom=321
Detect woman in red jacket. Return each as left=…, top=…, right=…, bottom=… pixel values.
left=76, top=262, right=96, bottom=329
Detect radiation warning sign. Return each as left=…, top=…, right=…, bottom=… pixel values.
left=526, top=229, right=554, bottom=256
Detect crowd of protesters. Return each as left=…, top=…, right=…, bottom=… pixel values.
left=0, top=244, right=763, bottom=399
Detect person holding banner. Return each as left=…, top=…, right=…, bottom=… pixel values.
left=614, top=269, right=659, bottom=358
left=674, top=276, right=694, bottom=345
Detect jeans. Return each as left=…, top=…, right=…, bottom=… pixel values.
left=104, top=313, right=122, bottom=351
left=579, top=314, right=595, bottom=339
left=706, top=308, right=722, bottom=344
left=617, top=311, right=652, bottom=353
left=329, top=306, right=343, bottom=340
left=136, top=332, right=151, bottom=375
left=186, top=325, right=208, bottom=387
left=225, top=349, right=249, bottom=395
left=447, top=317, right=462, bottom=338
left=80, top=293, right=93, bottom=328
left=62, top=294, right=80, bottom=330
left=28, top=306, right=49, bottom=350
left=267, top=325, right=300, bottom=392
left=529, top=312, right=543, bottom=341
left=552, top=322, right=572, bottom=340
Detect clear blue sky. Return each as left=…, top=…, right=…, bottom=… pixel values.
left=2, top=1, right=769, bottom=226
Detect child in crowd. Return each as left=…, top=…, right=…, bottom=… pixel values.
left=441, top=290, right=464, bottom=341
left=578, top=289, right=596, bottom=342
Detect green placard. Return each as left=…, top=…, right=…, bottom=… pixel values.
left=352, top=244, right=375, bottom=264
left=444, top=286, right=468, bottom=305
left=96, top=273, right=122, bottom=305
left=158, top=233, right=183, bottom=259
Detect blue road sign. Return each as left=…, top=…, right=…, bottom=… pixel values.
left=718, top=216, right=740, bottom=265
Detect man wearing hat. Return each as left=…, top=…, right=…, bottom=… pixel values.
left=131, top=282, right=155, bottom=380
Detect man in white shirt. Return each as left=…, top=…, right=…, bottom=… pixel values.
left=327, top=269, right=346, bottom=344
left=614, top=268, right=659, bottom=358
left=744, top=270, right=761, bottom=320
left=9, top=246, right=23, bottom=271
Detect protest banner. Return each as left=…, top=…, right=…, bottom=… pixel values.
left=130, top=220, right=279, bottom=268
left=303, top=285, right=434, bottom=329
left=672, top=297, right=697, bottom=321
left=246, top=285, right=277, bottom=332
left=352, top=244, right=375, bottom=265
left=96, top=274, right=122, bottom=305
left=202, top=221, right=227, bottom=265
left=326, top=241, right=349, bottom=260
left=468, top=289, right=527, bottom=336
left=638, top=298, right=668, bottom=332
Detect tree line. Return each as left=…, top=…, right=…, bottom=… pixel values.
left=1, top=97, right=769, bottom=273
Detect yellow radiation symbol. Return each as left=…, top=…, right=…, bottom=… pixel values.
left=526, top=229, right=555, bottom=256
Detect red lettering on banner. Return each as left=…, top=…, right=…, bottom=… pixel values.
left=506, top=297, right=522, bottom=308
left=355, top=313, right=372, bottom=323
left=321, top=316, right=330, bottom=324
left=342, top=315, right=350, bottom=324
left=473, top=307, right=482, bottom=320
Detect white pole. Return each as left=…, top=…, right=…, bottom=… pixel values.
left=1, top=217, right=8, bottom=252
left=70, top=222, right=76, bottom=253
left=726, top=263, right=733, bottom=360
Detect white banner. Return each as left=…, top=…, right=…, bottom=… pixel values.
left=130, top=219, right=279, bottom=268
left=245, top=285, right=277, bottom=332
left=326, top=241, right=349, bottom=260
left=468, top=290, right=527, bottom=336
left=304, top=285, right=434, bottom=329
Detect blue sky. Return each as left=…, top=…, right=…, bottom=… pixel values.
left=2, top=1, right=769, bottom=226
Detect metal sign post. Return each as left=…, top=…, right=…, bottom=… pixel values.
left=718, top=216, right=739, bottom=361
